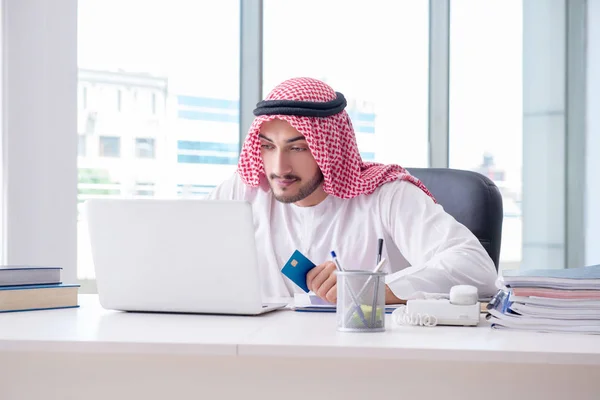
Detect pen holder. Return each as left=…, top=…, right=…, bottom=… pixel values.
left=336, top=270, right=386, bottom=332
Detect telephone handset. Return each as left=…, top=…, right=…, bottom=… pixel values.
left=392, top=285, right=480, bottom=327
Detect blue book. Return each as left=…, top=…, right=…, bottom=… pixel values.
left=0, top=283, right=79, bottom=313
left=0, top=266, right=62, bottom=287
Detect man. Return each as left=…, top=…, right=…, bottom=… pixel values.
left=208, top=77, right=498, bottom=304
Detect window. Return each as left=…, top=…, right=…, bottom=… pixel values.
left=77, top=0, right=240, bottom=281
left=177, top=96, right=239, bottom=123
left=78, top=135, right=86, bottom=156
left=78, top=169, right=120, bottom=199
left=177, top=140, right=238, bottom=165
left=135, top=181, right=155, bottom=196
left=98, top=136, right=121, bottom=157
left=177, top=184, right=216, bottom=198
left=135, top=138, right=155, bottom=159
left=117, top=89, right=122, bottom=112
left=449, top=0, right=524, bottom=271
left=263, top=0, right=429, bottom=167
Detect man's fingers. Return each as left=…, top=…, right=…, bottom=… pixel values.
left=306, top=264, right=326, bottom=292
left=310, top=262, right=337, bottom=299
left=325, top=283, right=337, bottom=303
left=316, top=273, right=337, bottom=301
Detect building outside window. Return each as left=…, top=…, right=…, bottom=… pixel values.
left=78, top=134, right=87, bottom=156
left=98, top=136, right=121, bottom=158
left=135, top=138, right=155, bottom=159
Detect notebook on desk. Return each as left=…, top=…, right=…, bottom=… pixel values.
left=291, top=293, right=403, bottom=314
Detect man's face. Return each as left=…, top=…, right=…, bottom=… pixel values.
left=259, top=119, right=325, bottom=205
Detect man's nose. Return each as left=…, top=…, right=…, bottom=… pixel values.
left=272, top=151, right=293, bottom=176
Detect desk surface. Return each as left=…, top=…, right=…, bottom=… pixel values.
left=0, top=294, right=599, bottom=365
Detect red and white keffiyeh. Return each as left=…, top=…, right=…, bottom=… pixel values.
left=237, top=77, right=435, bottom=201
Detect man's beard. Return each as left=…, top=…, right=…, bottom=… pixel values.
left=270, top=171, right=324, bottom=204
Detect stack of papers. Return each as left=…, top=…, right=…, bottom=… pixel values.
left=487, top=264, right=600, bottom=334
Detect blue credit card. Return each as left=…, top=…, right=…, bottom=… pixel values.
left=281, top=250, right=316, bottom=293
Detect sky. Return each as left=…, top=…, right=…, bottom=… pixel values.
left=77, top=0, right=524, bottom=188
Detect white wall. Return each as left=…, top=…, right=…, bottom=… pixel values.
left=2, top=0, right=78, bottom=282
left=586, top=1, right=600, bottom=266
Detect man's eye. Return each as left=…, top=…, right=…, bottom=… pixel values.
left=291, top=147, right=307, bottom=152
left=260, top=144, right=274, bottom=150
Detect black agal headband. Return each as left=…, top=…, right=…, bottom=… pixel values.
left=253, top=92, right=347, bottom=118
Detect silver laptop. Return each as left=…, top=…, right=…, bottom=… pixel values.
left=84, top=199, right=286, bottom=315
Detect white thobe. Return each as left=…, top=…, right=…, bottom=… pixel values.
left=208, top=172, right=498, bottom=300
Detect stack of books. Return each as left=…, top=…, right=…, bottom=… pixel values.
left=0, top=266, right=79, bottom=313
left=487, top=264, right=600, bottom=334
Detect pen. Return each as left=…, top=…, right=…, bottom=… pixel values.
left=376, top=238, right=384, bottom=265
left=373, top=258, right=387, bottom=274
left=370, top=244, right=385, bottom=327
left=330, top=251, right=344, bottom=272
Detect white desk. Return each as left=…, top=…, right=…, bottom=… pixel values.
left=1, top=295, right=599, bottom=400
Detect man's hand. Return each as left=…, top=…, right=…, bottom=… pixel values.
left=306, top=261, right=338, bottom=303
left=385, top=285, right=406, bottom=304
left=307, top=262, right=407, bottom=305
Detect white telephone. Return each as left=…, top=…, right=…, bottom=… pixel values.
left=392, top=285, right=480, bottom=327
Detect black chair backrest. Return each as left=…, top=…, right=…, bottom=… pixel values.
left=407, top=168, right=503, bottom=271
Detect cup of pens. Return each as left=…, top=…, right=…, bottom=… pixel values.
left=336, top=270, right=386, bottom=332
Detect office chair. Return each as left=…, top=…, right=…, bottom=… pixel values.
left=406, top=168, right=503, bottom=271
